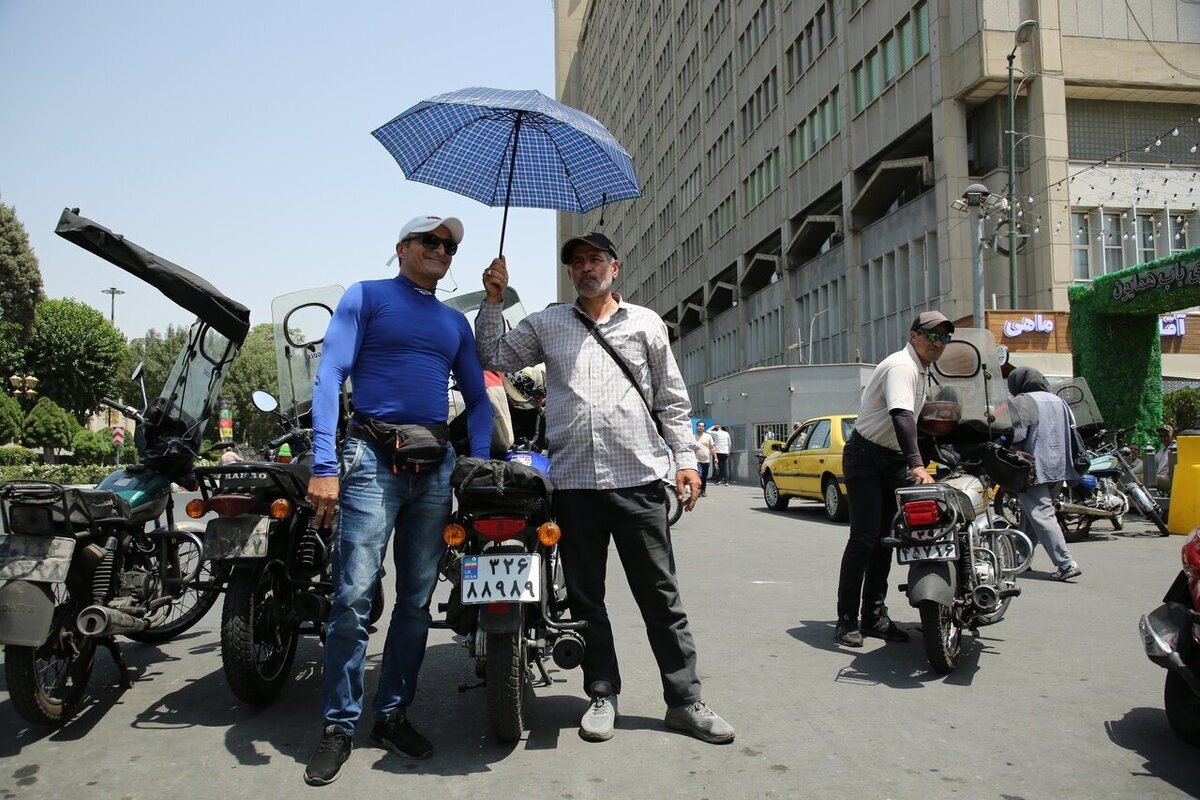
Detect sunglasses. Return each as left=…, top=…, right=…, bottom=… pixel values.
left=403, top=232, right=458, bottom=256
left=919, top=330, right=952, bottom=344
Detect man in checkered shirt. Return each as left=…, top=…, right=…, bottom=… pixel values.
left=476, top=232, right=735, bottom=746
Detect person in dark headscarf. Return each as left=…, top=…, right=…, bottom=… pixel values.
left=1006, top=366, right=1082, bottom=581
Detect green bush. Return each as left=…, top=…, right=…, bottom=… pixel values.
left=0, top=463, right=116, bottom=486
left=1163, top=387, right=1200, bottom=432
left=0, top=446, right=38, bottom=466
left=71, top=429, right=114, bottom=465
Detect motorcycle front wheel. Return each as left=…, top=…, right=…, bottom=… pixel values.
left=221, top=559, right=299, bottom=706
left=1129, top=483, right=1171, bottom=536
left=4, top=584, right=96, bottom=728
left=485, top=631, right=529, bottom=743
left=918, top=600, right=961, bottom=674
left=992, top=488, right=1023, bottom=528
left=1164, top=665, right=1200, bottom=745
left=127, top=538, right=223, bottom=644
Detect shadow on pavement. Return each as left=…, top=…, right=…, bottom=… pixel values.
left=1105, top=706, right=1200, bottom=796
left=788, top=619, right=992, bottom=688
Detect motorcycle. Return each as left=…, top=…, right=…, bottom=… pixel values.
left=189, top=288, right=384, bottom=707
left=885, top=328, right=1034, bottom=674
left=0, top=209, right=248, bottom=727
left=1138, top=528, right=1200, bottom=745
left=439, top=449, right=586, bottom=742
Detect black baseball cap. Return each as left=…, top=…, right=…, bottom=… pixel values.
left=561, top=232, right=618, bottom=264
left=911, top=310, right=955, bottom=333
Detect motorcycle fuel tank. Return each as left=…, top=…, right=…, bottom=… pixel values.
left=97, top=468, right=171, bottom=519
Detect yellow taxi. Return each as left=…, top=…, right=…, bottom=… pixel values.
left=759, top=414, right=856, bottom=521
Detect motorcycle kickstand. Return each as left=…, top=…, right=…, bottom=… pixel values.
left=100, top=636, right=132, bottom=689
left=533, top=657, right=554, bottom=687
left=458, top=679, right=486, bottom=693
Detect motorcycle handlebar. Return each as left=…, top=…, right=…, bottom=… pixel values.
left=268, top=428, right=310, bottom=450
left=100, top=396, right=146, bottom=424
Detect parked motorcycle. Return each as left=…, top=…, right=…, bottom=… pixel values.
left=1139, top=528, right=1200, bottom=745
left=886, top=328, right=1033, bottom=674
left=0, top=209, right=248, bottom=727
left=439, top=451, right=586, bottom=742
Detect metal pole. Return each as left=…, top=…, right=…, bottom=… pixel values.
left=1007, top=52, right=1018, bottom=309
left=101, top=287, right=125, bottom=324
left=971, top=204, right=985, bottom=329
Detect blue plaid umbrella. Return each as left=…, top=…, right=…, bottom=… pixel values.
left=371, top=87, right=641, bottom=255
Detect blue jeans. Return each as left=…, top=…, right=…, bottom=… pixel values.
left=320, top=437, right=453, bottom=734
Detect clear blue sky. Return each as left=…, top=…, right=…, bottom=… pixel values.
left=0, top=1, right=562, bottom=337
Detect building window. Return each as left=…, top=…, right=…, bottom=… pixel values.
left=882, top=33, right=897, bottom=86
left=899, top=15, right=913, bottom=71
left=1169, top=213, right=1192, bottom=253
left=1072, top=211, right=1092, bottom=280
left=1102, top=212, right=1124, bottom=274
left=915, top=0, right=930, bottom=57
left=1135, top=213, right=1156, bottom=264
left=852, top=65, right=865, bottom=113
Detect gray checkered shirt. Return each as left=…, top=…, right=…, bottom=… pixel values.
left=475, top=296, right=698, bottom=490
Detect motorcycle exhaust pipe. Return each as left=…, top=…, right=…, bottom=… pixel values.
left=77, top=605, right=151, bottom=637
left=551, top=631, right=586, bottom=670
left=972, top=585, right=1000, bottom=613
left=1055, top=501, right=1117, bottom=518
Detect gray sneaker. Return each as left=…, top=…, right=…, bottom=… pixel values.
left=1051, top=562, right=1082, bottom=581
left=664, top=701, right=735, bottom=744
left=579, top=682, right=619, bottom=742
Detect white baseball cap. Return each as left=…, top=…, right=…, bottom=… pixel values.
left=398, top=214, right=464, bottom=245
left=387, top=214, right=465, bottom=265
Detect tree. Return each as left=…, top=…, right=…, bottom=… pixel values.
left=26, top=299, right=126, bottom=421
left=0, top=201, right=46, bottom=336
left=72, top=428, right=114, bottom=465
left=0, top=392, right=22, bottom=443
left=220, top=323, right=279, bottom=450
left=1163, top=387, right=1200, bottom=432
left=0, top=320, right=26, bottom=381
left=115, top=325, right=190, bottom=408
left=23, top=397, right=75, bottom=461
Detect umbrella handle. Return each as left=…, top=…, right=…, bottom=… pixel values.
left=498, top=112, right=524, bottom=258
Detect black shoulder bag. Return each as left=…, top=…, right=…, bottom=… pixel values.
left=574, top=309, right=666, bottom=439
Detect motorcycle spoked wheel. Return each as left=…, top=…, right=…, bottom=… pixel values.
left=1058, top=506, right=1093, bottom=544
left=918, top=600, right=961, bottom=674
left=126, top=538, right=224, bottom=644
left=221, top=559, right=299, bottom=706
left=976, top=533, right=1018, bottom=627
left=4, top=584, right=97, bottom=728
left=485, top=631, right=530, bottom=743
left=1129, top=485, right=1171, bottom=537
left=664, top=484, right=684, bottom=528
left=992, top=489, right=1023, bottom=528
left=1164, top=662, right=1200, bottom=745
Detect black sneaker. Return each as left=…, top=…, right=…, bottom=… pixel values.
left=861, top=615, right=909, bottom=642
left=834, top=617, right=863, bottom=647
left=304, top=725, right=352, bottom=786
left=370, top=709, right=432, bottom=759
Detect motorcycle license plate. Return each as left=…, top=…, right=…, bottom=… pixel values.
left=204, top=516, right=270, bottom=560
left=461, top=553, right=541, bottom=605
left=0, top=535, right=75, bottom=582
left=896, top=541, right=958, bottom=564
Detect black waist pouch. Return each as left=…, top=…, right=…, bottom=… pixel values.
left=352, top=416, right=448, bottom=473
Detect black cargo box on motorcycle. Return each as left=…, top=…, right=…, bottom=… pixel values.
left=451, top=457, right=553, bottom=517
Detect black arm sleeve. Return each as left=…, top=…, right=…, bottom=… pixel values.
left=890, top=409, right=923, bottom=469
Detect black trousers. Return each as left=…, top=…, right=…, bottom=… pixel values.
left=836, top=433, right=909, bottom=622
left=555, top=482, right=701, bottom=707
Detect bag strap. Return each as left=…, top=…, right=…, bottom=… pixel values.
left=574, top=308, right=666, bottom=440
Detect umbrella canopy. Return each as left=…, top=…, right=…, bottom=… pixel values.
left=371, top=87, right=640, bottom=254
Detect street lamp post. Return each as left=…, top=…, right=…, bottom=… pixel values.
left=1007, top=18, right=1039, bottom=310
left=101, top=286, right=125, bottom=324
left=9, top=372, right=39, bottom=404
left=808, top=307, right=830, bottom=365
left=952, top=184, right=1002, bottom=329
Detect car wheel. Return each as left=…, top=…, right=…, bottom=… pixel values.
left=823, top=477, right=848, bottom=522
left=764, top=475, right=790, bottom=510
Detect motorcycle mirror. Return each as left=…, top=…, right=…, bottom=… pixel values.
left=131, top=360, right=150, bottom=413
left=252, top=390, right=280, bottom=413
left=130, top=361, right=145, bottom=382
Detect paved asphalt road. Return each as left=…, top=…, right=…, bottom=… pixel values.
left=2, top=484, right=1198, bottom=799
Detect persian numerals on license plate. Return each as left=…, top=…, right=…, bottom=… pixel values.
left=0, top=534, right=76, bottom=582
left=204, top=516, right=270, bottom=560
left=897, top=541, right=959, bottom=564
left=460, top=553, right=541, bottom=604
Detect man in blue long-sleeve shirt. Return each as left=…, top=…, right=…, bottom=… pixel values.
left=304, top=214, right=491, bottom=786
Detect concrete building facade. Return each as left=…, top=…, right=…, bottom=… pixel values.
left=554, top=0, right=1200, bottom=473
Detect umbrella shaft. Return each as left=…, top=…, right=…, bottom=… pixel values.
left=498, top=112, right=524, bottom=258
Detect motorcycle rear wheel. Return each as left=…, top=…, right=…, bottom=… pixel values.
left=1164, top=667, right=1200, bottom=745
left=485, top=631, right=528, bottom=743
left=918, top=600, right=961, bottom=674
left=4, top=585, right=96, bottom=728
left=664, top=483, right=684, bottom=528
left=977, top=534, right=1017, bottom=626
left=127, top=539, right=223, bottom=644
left=1058, top=508, right=1093, bottom=544
left=221, top=560, right=299, bottom=706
